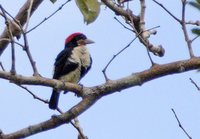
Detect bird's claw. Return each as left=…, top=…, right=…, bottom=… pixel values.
left=78, top=83, right=84, bottom=90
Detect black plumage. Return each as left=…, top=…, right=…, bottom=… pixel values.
left=49, top=33, right=94, bottom=110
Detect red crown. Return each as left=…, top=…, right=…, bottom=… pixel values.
left=65, top=32, right=82, bottom=44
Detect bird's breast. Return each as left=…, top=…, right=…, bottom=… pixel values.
left=71, top=46, right=91, bottom=68
left=59, top=46, right=91, bottom=83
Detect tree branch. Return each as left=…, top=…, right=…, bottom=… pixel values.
left=0, top=5, right=16, bottom=74
left=0, top=57, right=200, bottom=97
left=0, top=70, right=83, bottom=95
left=27, top=0, right=71, bottom=33
left=153, top=0, right=195, bottom=58
left=0, top=96, right=96, bottom=139
left=152, top=0, right=181, bottom=23
left=171, top=108, right=192, bottom=139
left=181, top=0, right=194, bottom=58
left=0, top=0, right=44, bottom=56
left=190, top=78, right=200, bottom=91
left=1, top=57, right=200, bottom=138
left=101, top=0, right=165, bottom=57
left=101, top=0, right=138, bottom=20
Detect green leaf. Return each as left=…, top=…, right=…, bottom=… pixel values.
left=189, top=1, right=200, bottom=11
left=197, top=0, right=200, bottom=4
left=50, top=0, right=57, bottom=4
left=76, top=0, right=100, bottom=25
left=192, top=28, right=200, bottom=36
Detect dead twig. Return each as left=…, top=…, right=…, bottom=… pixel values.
left=153, top=0, right=194, bottom=58
left=27, top=0, right=72, bottom=33
left=18, top=85, right=49, bottom=104
left=1, top=7, right=40, bottom=76
left=0, top=62, right=5, bottom=71
left=17, top=84, right=87, bottom=138
left=171, top=108, right=192, bottom=139
left=189, top=78, right=200, bottom=91
left=71, top=118, right=88, bottom=139
left=24, top=0, right=34, bottom=31
left=114, top=16, right=134, bottom=32
left=0, top=0, right=44, bottom=56
left=181, top=0, right=194, bottom=58
left=102, top=26, right=160, bottom=81
left=152, top=0, right=181, bottom=23
left=0, top=5, right=16, bottom=74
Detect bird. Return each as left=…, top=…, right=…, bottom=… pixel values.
left=49, top=32, right=94, bottom=110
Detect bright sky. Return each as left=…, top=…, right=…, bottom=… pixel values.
left=0, top=0, right=200, bottom=139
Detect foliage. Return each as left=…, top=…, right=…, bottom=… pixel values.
left=189, top=0, right=200, bottom=36
left=75, top=0, right=101, bottom=24
left=50, top=0, right=57, bottom=4
left=50, top=0, right=101, bottom=24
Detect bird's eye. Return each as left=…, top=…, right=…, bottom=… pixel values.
left=77, top=39, right=85, bottom=46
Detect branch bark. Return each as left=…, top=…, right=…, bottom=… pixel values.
left=0, top=57, right=200, bottom=138
left=101, top=0, right=165, bottom=57
left=0, top=0, right=44, bottom=56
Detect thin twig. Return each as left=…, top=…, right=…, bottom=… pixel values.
left=189, top=78, right=200, bottom=91
left=153, top=0, right=194, bottom=58
left=0, top=5, right=16, bottom=74
left=1, top=7, right=21, bottom=27
left=0, top=0, right=43, bottom=56
left=140, top=0, right=146, bottom=31
left=0, top=38, right=25, bottom=48
left=186, top=20, right=200, bottom=26
left=103, top=0, right=165, bottom=57
left=152, top=0, right=181, bottom=23
left=1, top=5, right=40, bottom=75
left=71, top=118, right=88, bottom=139
left=0, top=6, right=21, bottom=39
left=4, top=8, right=39, bottom=75
left=22, top=31, right=40, bottom=76
left=0, top=62, right=5, bottom=71
left=102, top=37, right=136, bottom=81
left=17, top=84, right=87, bottom=138
left=18, top=84, right=87, bottom=138
left=139, top=0, right=156, bottom=65
left=27, top=0, right=72, bottom=33
left=191, top=35, right=200, bottom=42
left=146, top=48, right=155, bottom=65
left=114, top=17, right=134, bottom=32
left=181, top=0, right=194, bottom=58
left=171, top=108, right=192, bottom=139
left=24, top=0, right=34, bottom=31
left=16, top=83, right=88, bottom=138
left=102, top=26, right=160, bottom=81
left=55, top=102, right=88, bottom=138
left=18, top=85, right=49, bottom=104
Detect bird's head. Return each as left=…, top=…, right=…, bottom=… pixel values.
left=65, top=32, right=94, bottom=48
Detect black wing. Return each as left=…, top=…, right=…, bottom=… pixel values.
left=53, top=48, right=79, bottom=79
left=80, top=56, right=92, bottom=78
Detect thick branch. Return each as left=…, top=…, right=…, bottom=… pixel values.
left=95, top=57, right=200, bottom=97
left=0, top=57, right=200, bottom=98
left=101, top=0, right=139, bottom=20
left=0, top=0, right=44, bottom=56
left=0, top=58, right=200, bottom=97
left=0, top=57, right=200, bottom=138
left=0, top=96, right=96, bottom=139
left=0, top=71, right=82, bottom=95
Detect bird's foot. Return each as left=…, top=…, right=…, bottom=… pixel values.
left=78, top=83, right=84, bottom=90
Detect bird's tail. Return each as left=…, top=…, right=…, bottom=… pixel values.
left=49, top=90, right=60, bottom=110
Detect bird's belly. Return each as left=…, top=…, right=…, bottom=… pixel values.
left=59, top=68, right=81, bottom=83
